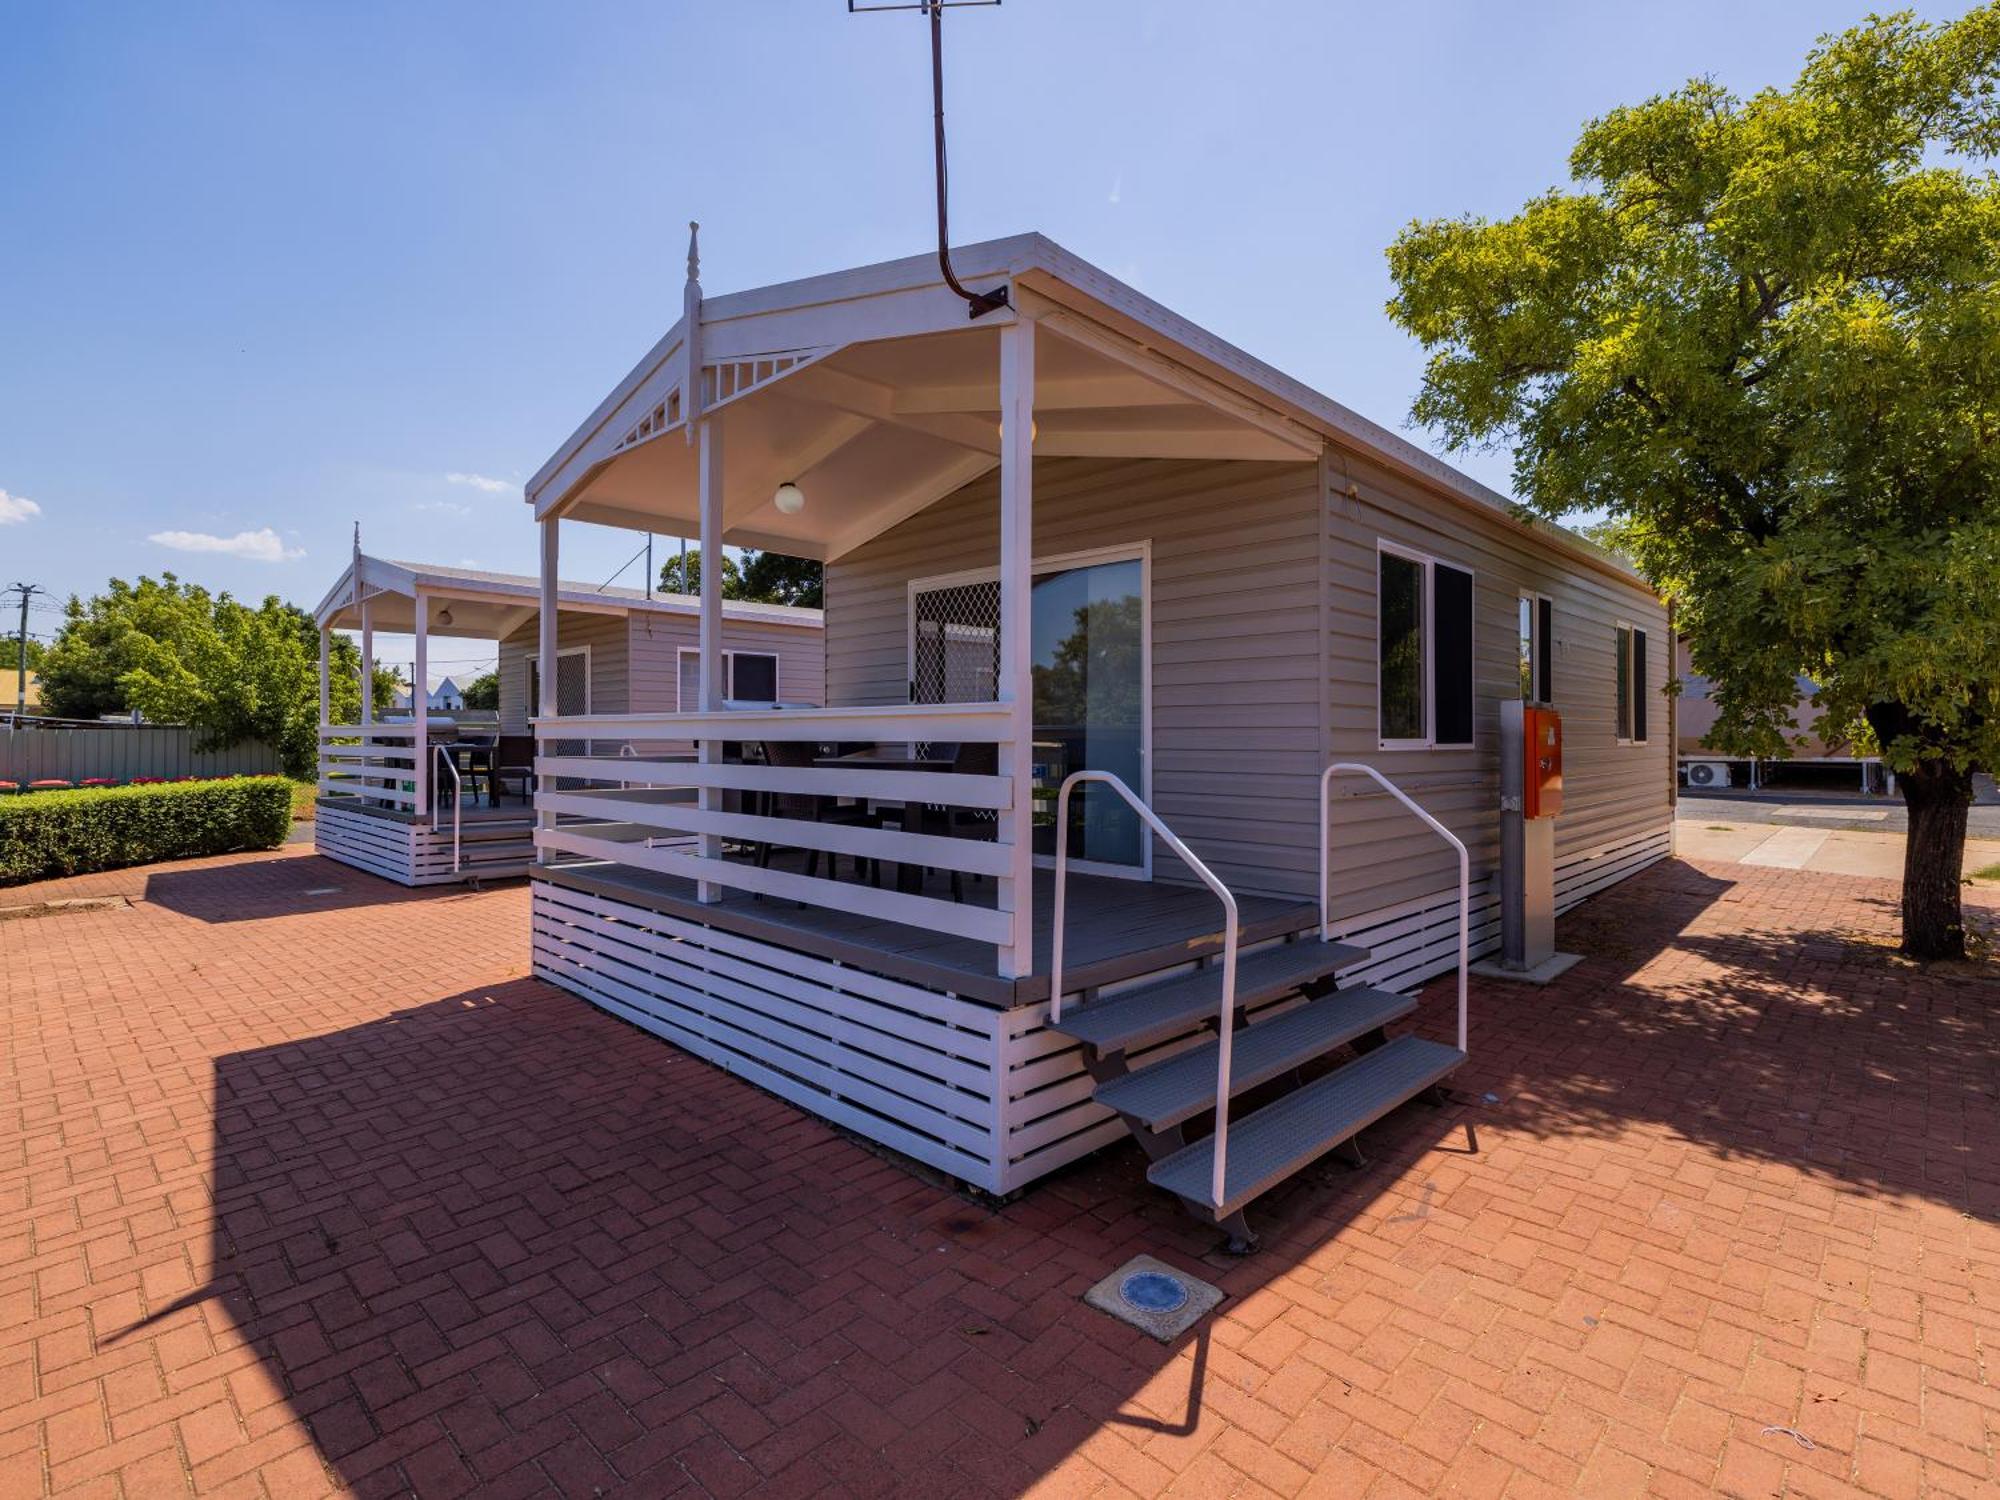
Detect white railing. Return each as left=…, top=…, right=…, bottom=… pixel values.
left=1319, top=762, right=1470, bottom=1055
left=317, top=724, right=420, bottom=810
left=433, top=744, right=462, bottom=873
left=530, top=703, right=1020, bottom=950
left=1049, top=770, right=1240, bottom=1212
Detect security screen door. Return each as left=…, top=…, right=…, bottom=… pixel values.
left=910, top=552, right=1147, bottom=875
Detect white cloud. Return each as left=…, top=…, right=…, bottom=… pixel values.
left=0, top=490, right=41, bottom=525
left=148, top=527, right=305, bottom=563
left=445, top=471, right=512, bottom=495
left=1108, top=175, right=1122, bottom=206
left=416, top=499, right=473, bottom=516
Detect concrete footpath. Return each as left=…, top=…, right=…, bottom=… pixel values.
left=1677, top=817, right=2000, bottom=882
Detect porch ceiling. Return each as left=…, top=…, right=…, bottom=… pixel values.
left=556, top=320, right=1317, bottom=563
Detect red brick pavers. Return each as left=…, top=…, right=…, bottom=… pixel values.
left=2, top=846, right=1997, bottom=1498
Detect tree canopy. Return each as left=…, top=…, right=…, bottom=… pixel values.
left=1385, top=5, right=2000, bottom=957
left=37, top=575, right=394, bottom=778
left=659, top=547, right=823, bottom=609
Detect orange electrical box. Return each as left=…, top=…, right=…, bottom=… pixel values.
left=1523, top=707, right=1563, bottom=819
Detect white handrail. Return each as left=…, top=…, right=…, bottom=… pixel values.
left=1319, top=762, right=1469, bottom=1055
left=433, top=745, right=462, bottom=873
left=1050, top=770, right=1239, bottom=1211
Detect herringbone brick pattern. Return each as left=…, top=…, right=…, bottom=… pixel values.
left=0, top=845, right=1995, bottom=1498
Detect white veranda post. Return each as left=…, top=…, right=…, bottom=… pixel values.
left=412, top=588, right=430, bottom=819
left=696, top=417, right=724, bottom=903
left=317, top=626, right=330, bottom=727
left=997, top=317, right=1035, bottom=979
left=358, top=595, right=374, bottom=725
left=537, top=519, right=560, bottom=864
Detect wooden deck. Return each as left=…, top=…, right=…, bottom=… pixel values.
left=534, top=853, right=1318, bottom=1008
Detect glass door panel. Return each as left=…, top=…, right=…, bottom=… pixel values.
left=1031, top=557, right=1144, bottom=870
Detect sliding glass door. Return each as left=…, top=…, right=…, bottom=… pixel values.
left=909, top=547, right=1150, bottom=876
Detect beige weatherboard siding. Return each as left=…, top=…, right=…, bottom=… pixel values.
left=825, top=448, right=1670, bottom=920
left=1324, top=447, right=1672, bottom=925
left=499, top=600, right=825, bottom=732
left=826, top=455, right=1324, bottom=899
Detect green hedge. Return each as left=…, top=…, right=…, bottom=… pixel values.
left=0, top=777, right=293, bottom=885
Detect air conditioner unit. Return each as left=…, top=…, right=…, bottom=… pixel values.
left=1685, top=759, right=1732, bottom=789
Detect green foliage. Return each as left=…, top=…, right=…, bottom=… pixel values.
left=738, top=550, right=824, bottom=609
left=1386, top=6, right=2000, bottom=781
left=459, top=671, right=499, bottom=710
left=1, top=637, right=43, bottom=673
left=659, top=548, right=822, bottom=608
left=0, top=777, right=292, bottom=885
left=658, top=548, right=743, bottom=599
left=36, top=575, right=386, bottom=778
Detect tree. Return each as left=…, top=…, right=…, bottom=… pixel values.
left=38, top=574, right=394, bottom=779
left=658, top=547, right=822, bottom=608
left=460, top=671, right=499, bottom=710
left=738, top=550, right=824, bottom=609
left=1, top=637, right=43, bottom=674
left=658, top=548, right=743, bottom=599
left=1386, top=6, right=2000, bottom=960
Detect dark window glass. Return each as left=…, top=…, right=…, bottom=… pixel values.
left=1632, top=629, right=1649, bottom=742
left=1433, top=564, right=1474, bottom=746
left=1537, top=595, right=1554, bottom=703
left=731, top=653, right=778, bottom=702
left=1615, top=625, right=1633, bottom=740
left=1379, top=553, right=1425, bottom=740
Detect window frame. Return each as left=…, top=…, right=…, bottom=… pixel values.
left=675, top=647, right=782, bottom=710
left=1613, top=621, right=1649, bottom=745
left=1375, top=539, right=1476, bottom=752
left=1519, top=590, right=1554, bottom=707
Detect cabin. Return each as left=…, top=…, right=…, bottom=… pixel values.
left=519, top=232, right=1673, bottom=1243
left=311, top=553, right=823, bottom=885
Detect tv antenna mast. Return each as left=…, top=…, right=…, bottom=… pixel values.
left=848, top=0, right=1009, bottom=319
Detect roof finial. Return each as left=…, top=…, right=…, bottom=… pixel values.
left=686, top=221, right=701, bottom=286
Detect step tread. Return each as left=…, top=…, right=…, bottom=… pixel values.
left=1147, top=1035, right=1465, bottom=1217
left=1093, top=987, right=1417, bottom=1131
left=1049, top=939, right=1367, bottom=1054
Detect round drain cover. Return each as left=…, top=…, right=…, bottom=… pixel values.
left=1119, top=1270, right=1189, bottom=1313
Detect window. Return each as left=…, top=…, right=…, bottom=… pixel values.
left=677, top=649, right=780, bottom=709
left=1377, top=543, right=1474, bottom=749
left=1615, top=623, right=1649, bottom=742
left=1519, top=592, right=1553, bottom=704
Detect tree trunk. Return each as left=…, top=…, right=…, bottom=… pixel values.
left=1898, top=758, right=1972, bottom=961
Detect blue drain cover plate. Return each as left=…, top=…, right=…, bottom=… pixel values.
left=1119, top=1270, right=1189, bottom=1313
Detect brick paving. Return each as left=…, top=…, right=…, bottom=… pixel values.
left=1, top=845, right=1997, bottom=1498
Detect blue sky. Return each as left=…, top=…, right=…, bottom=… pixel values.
left=0, top=0, right=1937, bottom=682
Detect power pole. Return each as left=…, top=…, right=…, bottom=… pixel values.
left=5, top=583, right=45, bottom=720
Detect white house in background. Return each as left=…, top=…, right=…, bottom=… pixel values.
left=509, top=229, right=1675, bottom=1244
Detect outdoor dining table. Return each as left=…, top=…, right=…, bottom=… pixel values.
left=812, top=747, right=956, bottom=894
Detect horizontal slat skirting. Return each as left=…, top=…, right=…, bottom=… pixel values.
left=531, top=883, right=1006, bottom=1191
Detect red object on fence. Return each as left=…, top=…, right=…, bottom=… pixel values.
left=79, top=778, right=119, bottom=788
left=130, top=776, right=166, bottom=785
left=0, top=781, right=18, bottom=793
left=28, top=779, right=74, bottom=790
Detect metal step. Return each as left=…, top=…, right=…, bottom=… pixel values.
left=1092, top=987, right=1416, bottom=1131
left=1049, top=939, right=1367, bottom=1056
left=1147, top=1035, right=1465, bottom=1219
